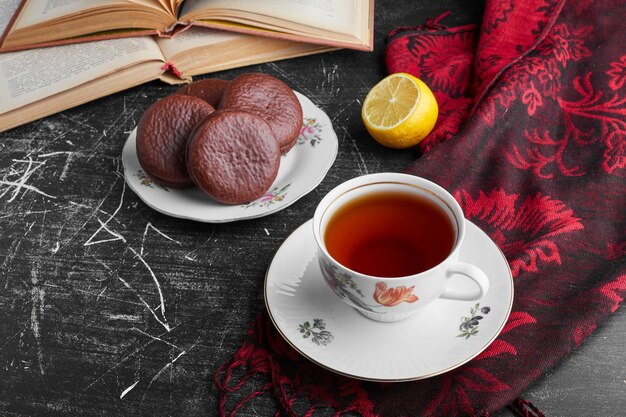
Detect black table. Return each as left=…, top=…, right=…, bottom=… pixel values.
left=2, top=2, right=625, bottom=416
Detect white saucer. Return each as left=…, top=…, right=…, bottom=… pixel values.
left=264, top=219, right=514, bottom=382
left=122, top=92, right=338, bottom=223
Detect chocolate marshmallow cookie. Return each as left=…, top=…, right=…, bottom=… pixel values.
left=220, top=73, right=302, bottom=154
left=175, top=78, right=229, bottom=108
left=186, top=109, right=280, bottom=205
left=136, top=95, right=214, bottom=188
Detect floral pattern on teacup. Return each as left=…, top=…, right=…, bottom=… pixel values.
left=373, top=282, right=419, bottom=307
left=298, top=117, right=324, bottom=147
left=321, top=262, right=380, bottom=313
left=457, top=303, right=491, bottom=339
left=298, top=319, right=333, bottom=346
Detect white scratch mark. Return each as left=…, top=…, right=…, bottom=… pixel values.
left=120, top=380, right=139, bottom=399
left=74, top=287, right=142, bottom=306
left=183, top=229, right=215, bottom=261
left=11, top=158, right=46, bottom=164
left=0, top=208, right=54, bottom=219
left=344, top=129, right=369, bottom=175
left=82, top=328, right=172, bottom=392
left=0, top=180, right=55, bottom=201
left=51, top=241, right=60, bottom=254
left=106, top=313, right=140, bottom=322
left=0, top=157, right=53, bottom=201
left=117, top=275, right=170, bottom=332
left=321, top=62, right=339, bottom=93
left=83, top=182, right=126, bottom=246
left=30, top=268, right=45, bottom=376
left=141, top=338, right=200, bottom=404
left=58, top=181, right=119, bottom=252
left=84, top=217, right=126, bottom=246
left=132, top=327, right=179, bottom=350
left=264, top=228, right=270, bottom=236
left=267, top=62, right=318, bottom=100
left=0, top=330, right=21, bottom=353
left=68, top=201, right=90, bottom=209
left=96, top=286, right=107, bottom=301
left=2, top=240, right=22, bottom=289
left=89, top=255, right=113, bottom=272
left=60, top=154, right=73, bottom=179
left=331, top=98, right=359, bottom=122
left=38, top=151, right=73, bottom=158
left=38, top=151, right=75, bottom=179
left=141, top=222, right=181, bottom=256
left=141, top=349, right=187, bottom=403
left=217, top=313, right=238, bottom=350
left=128, top=247, right=167, bottom=319
left=25, top=221, right=36, bottom=235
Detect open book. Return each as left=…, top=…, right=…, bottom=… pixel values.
left=0, top=24, right=335, bottom=132
left=1, top=0, right=374, bottom=52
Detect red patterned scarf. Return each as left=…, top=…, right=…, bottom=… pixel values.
left=216, top=0, right=626, bottom=415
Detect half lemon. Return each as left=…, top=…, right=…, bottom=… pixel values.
left=362, top=73, right=438, bottom=149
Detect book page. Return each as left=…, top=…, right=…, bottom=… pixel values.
left=0, top=37, right=163, bottom=114
left=14, top=0, right=131, bottom=28
left=156, top=26, right=242, bottom=60
left=0, top=60, right=164, bottom=132
left=156, top=25, right=335, bottom=80
left=181, top=0, right=357, bottom=34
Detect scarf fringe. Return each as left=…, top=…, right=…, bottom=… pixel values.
left=508, top=398, right=545, bottom=417
left=387, top=10, right=467, bottom=40
left=215, top=340, right=364, bottom=417
left=214, top=322, right=543, bottom=417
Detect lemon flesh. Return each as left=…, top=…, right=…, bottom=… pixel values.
left=362, top=73, right=438, bottom=149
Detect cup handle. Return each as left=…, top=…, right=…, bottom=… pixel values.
left=440, top=262, right=490, bottom=301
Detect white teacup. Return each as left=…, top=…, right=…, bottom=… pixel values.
left=312, top=173, right=489, bottom=322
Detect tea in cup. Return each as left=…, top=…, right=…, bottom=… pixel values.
left=312, top=173, right=489, bottom=322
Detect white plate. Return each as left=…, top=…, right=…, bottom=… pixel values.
left=265, top=219, right=514, bottom=382
left=122, top=92, right=338, bottom=223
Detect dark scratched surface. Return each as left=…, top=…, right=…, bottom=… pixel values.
left=1, top=1, right=625, bottom=416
